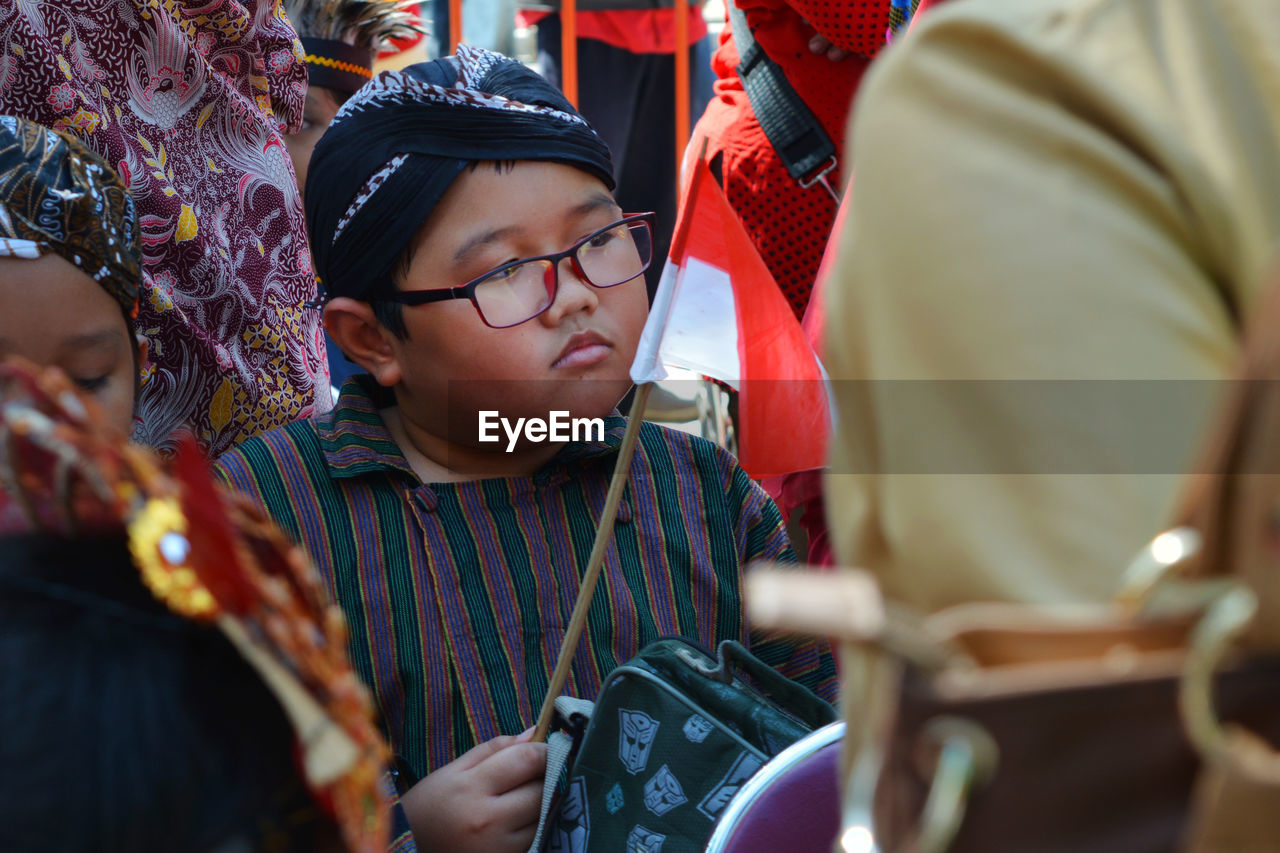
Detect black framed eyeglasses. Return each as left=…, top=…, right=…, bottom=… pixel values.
left=381, top=212, right=656, bottom=329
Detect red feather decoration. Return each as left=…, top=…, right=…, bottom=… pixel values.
left=172, top=432, right=256, bottom=614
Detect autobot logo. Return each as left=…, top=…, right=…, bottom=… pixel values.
left=548, top=777, right=589, bottom=853
left=683, top=714, right=714, bottom=743
left=643, top=765, right=688, bottom=816
left=619, top=709, right=660, bottom=775
left=698, top=751, right=765, bottom=820
left=606, top=783, right=625, bottom=814
left=626, top=824, right=667, bottom=853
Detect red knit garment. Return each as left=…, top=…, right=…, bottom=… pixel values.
left=694, top=0, right=894, bottom=319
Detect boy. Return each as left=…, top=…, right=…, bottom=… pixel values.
left=216, top=46, right=836, bottom=852
left=0, top=115, right=145, bottom=436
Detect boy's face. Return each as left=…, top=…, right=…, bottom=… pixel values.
left=284, top=85, right=343, bottom=202
left=0, top=254, right=137, bottom=435
left=370, top=160, right=649, bottom=447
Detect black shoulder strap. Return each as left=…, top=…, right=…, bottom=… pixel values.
left=727, top=2, right=839, bottom=200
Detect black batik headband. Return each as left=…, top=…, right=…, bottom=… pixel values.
left=305, top=45, right=615, bottom=303
left=301, top=37, right=376, bottom=95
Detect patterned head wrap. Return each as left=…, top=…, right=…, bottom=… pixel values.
left=306, top=45, right=615, bottom=302
left=0, top=357, right=390, bottom=852
left=0, top=116, right=141, bottom=317
left=286, top=0, right=421, bottom=96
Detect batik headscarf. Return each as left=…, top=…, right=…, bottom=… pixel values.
left=0, top=358, right=390, bottom=852
left=0, top=115, right=140, bottom=317
left=306, top=44, right=615, bottom=301
left=287, top=0, right=421, bottom=96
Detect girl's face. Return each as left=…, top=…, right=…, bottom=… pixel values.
left=0, top=253, right=138, bottom=435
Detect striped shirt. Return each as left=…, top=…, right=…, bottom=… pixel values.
left=215, top=377, right=837, bottom=784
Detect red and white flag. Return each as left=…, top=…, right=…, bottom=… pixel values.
left=630, top=155, right=830, bottom=478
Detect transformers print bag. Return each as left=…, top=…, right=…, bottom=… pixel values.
left=542, top=638, right=836, bottom=852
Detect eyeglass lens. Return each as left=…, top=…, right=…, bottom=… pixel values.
left=473, top=220, right=652, bottom=327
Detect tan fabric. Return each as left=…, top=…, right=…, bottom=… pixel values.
left=1183, top=730, right=1280, bottom=852
left=825, top=0, right=1280, bottom=611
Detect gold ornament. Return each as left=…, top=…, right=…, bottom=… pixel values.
left=128, top=497, right=218, bottom=619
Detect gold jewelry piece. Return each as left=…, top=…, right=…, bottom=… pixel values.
left=128, top=496, right=218, bottom=619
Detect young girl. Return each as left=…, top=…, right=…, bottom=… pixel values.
left=0, top=115, right=145, bottom=435
left=0, top=362, right=396, bottom=853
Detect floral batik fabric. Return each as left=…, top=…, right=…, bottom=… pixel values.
left=0, top=0, right=330, bottom=455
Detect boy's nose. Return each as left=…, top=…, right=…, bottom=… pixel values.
left=540, top=256, right=599, bottom=326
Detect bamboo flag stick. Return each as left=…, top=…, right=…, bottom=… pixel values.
left=531, top=138, right=710, bottom=741
left=562, top=0, right=579, bottom=107
left=532, top=381, right=653, bottom=742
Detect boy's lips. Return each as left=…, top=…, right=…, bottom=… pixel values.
left=553, top=330, right=612, bottom=370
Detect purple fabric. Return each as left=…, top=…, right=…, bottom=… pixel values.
left=721, top=736, right=842, bottom=853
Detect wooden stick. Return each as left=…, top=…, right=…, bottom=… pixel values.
left=562, top=0, right=578, bottom=107
left=532, top=382, right=653, bottom=741
left=448, top=0, right=462, bottom=54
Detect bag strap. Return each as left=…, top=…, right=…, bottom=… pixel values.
left=714, top=640, right=836, bottom=729
left=1173, top=277, right=1280, bottom=653
left=1167, top=276, right=1280, bottom=850
left=727, top=2, right=840, bottom=201
left=527, top=696, right=594, bottom=853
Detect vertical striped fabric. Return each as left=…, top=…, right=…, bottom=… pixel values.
left=215, top=377, right=837, bottom=784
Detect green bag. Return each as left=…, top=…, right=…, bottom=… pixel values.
left=543, top=637, right=836, bottom=852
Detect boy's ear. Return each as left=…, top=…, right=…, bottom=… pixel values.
left=323, top=298, right=404, bottom=388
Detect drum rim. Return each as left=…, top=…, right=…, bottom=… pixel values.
left=704, top=720, right=847, bottom=852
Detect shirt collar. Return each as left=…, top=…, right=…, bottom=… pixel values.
left=551, top=411, right=627, bottom=464
left=316, top=375, right=629, bottom=482
left=315, top=375, right=416, bottom=480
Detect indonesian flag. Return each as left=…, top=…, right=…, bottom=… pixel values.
left=630, top=154, right=830, bottom=478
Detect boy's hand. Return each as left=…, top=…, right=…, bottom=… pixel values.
left=401, top=730, right=547, bottom=853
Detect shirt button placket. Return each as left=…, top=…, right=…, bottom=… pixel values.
left=536, top=470, right=574, bottom=623
left=413, top=487, right=438, bottom=514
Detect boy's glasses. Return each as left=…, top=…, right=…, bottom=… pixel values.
left=381, top=213, right=656, bottom=329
